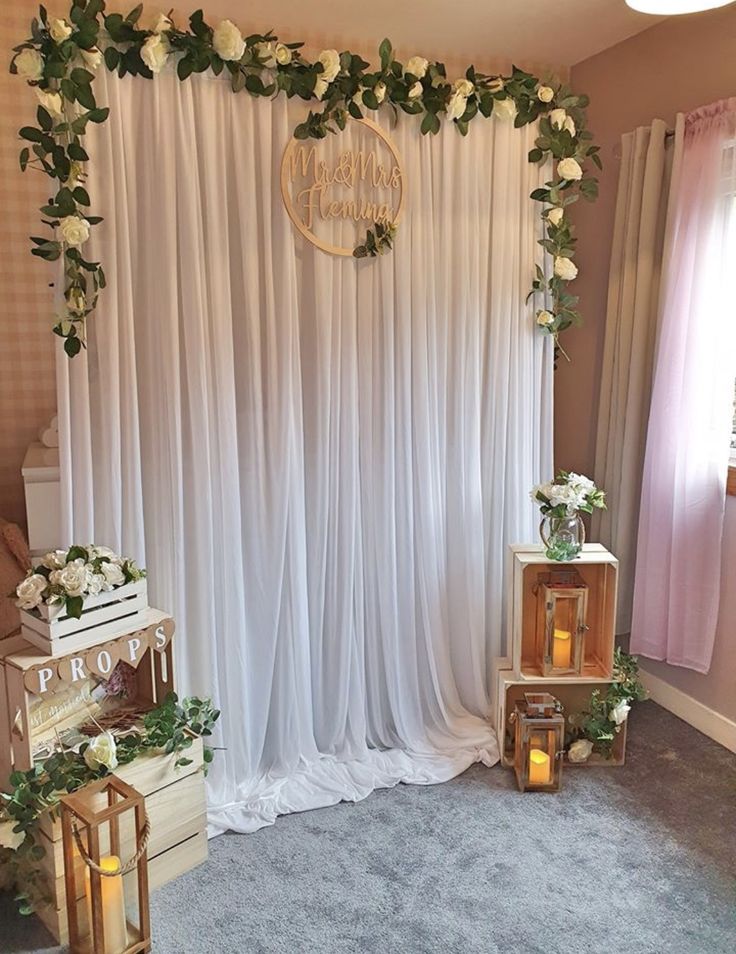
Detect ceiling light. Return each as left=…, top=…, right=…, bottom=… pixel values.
left=626, top=0, right=734, bottom=13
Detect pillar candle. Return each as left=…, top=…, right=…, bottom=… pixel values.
left=552, top=628, right=572, bottom=668
left=85, top=856, right=128, bottom=954
left=528, top=748, right=551, bottom=785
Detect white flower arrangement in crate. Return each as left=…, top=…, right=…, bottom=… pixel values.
left=16, top=545, right=148, bottom=655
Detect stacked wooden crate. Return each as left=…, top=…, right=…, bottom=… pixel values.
left=0, top=592, right=208, bottom=945
left=494, top=543, right=624, bottom=767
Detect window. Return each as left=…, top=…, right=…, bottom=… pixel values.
left=724, top=140, right=736, bottom=494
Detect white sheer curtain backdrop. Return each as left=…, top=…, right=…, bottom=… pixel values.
left=57, top=67, right=552, bottom=833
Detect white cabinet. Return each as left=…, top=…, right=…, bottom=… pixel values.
left=21, top=442, right=61, bottom=555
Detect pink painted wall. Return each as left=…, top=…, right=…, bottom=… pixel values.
left=564, top=5, right=736, bottom=721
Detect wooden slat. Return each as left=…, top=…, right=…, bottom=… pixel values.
left=40, top=737, right=204, bottom=841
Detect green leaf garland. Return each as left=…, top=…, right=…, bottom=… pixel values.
left=11, top=2, right=600, bottom=356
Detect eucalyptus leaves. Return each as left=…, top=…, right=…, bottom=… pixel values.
left=568, top=649, right=647, bottom=759
left=11, top=1, right=600, bottom=356
left=0, top=693, right=219, bottom=915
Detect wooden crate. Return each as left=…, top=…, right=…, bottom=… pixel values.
left=21, top=580, right=149, bottom=657
left=0, top=610, right=175, bottom=784
left=509, top=544, right=618, bottom=681
left=495, top=667, right=628, bottom=768
left=30, top=737, right=208, bottom=945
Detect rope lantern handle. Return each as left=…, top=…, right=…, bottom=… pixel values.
left=71, top=815, right=151, bottom=877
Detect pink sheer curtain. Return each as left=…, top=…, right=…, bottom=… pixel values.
left=631, top=99, right=736, bottom=673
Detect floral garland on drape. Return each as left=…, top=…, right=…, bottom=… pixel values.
left=11, top=1, right=601, bottom=357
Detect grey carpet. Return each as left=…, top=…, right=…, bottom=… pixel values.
left=2, top=701, right=735, bottom=954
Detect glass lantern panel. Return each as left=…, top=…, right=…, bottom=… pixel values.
left=522, top=723, right=560, bottom=787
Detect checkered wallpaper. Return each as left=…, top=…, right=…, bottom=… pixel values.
left=1, top=1, right=61, bottom=529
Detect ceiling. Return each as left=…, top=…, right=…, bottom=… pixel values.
left=194, top=0, right=668, bottom=69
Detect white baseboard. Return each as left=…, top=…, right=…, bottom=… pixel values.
left=640, top=670, right=736, bottom=754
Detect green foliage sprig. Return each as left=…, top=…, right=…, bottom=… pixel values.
left=568, top=649, right=647, bottom=758
left=0, top=692, right=219, bottom=914
left=353, top=220, right=396, bottom=258
left=11, top=1, right=599, bottom=356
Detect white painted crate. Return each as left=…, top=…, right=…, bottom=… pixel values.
left=21, top=580, right=149, bottom=657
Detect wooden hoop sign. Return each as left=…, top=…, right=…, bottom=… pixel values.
left=280, top=118, right=405, bottom=256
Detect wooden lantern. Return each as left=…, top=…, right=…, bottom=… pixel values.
left=511, top=692, right=564, bottom=792
left=60, top=776, right=151, bottom=954
left=542, top=580, right=588, bottom=677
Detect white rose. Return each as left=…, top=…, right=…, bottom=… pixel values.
left=487, top=77, right=504, bottom=94
left=568, top=473, right=595, bottom=494
left=408, top=81, right=423, bottom=100
left=446, top=91, right=467, bottom=122
left=275, top=43, right=292, bottom=66
left=16, top=573, right=48, bottom=610
left=611, top=699, right=631, bottom=726
left=554, top=256, right=578, bottom=281
left=101, top=561, right=125, bottom=587
left=564, top=116, right=576, bottom=137
left=453, top=78, right=474, bottom=97
left=536, top=310, right=555, bottom=327
left=558, top=157, right=583, bottom=181
left=213, top=19, right=245, bottom=62
left=86, top=569, right=105, bottom=596
left=547, top=207, right=564, bottom=227
left=15, top=49, right=44, bottom=82
left=91, top=545, right=118, bottom=561
left=43, top=549, right=69, bottom=570
left=257, top=41, right=276, bottom=68
left=83, top=731, right=118, bottom=772
left=549, top=108, right=567, bottom=130
left=493, top=97, right=517, bottom=122
left=314, top=77, right=329, bottom=100
left=374, top=81, right=386, bottom=105
left=141, top=33, right=170, bottom=74
left=405, top=56, right=428, bottom=79
left=36, top=88, right=64, bottom=119
left=59, top=215, right=91, bottom=248
left=568, top=739, right=593, bottom=763
left=52, top=562, right=88, bottom=597
left=49, top=18, right=72, bottom=43
left=81, top=47, right=103, bottom=69
left=537, top=85, right=554, bottom=103
left=317, top=49, right=340, bottom=84
left=152, top=13, right=172, bottom=33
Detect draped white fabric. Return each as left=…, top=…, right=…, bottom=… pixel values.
left=57, top=68, right=552, bottom=833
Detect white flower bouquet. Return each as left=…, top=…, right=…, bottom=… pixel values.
left=531, top=470, right=606, bottom=519
left=16, top=545, right=146, bottom=620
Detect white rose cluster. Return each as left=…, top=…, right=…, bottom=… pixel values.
left=83, top=731, right=119, bottom=772
left=405, top=56, right=428, bottom=79
left=554, top=256, right=578, bottom=281
left=257, top=41, right=292, bottom=68
left=314, top=49, right=340, bottom=99
left=141, top=33, right=170, bottom=74
left=15, top=49, right=44, bottom=82
left=610, top=698, right=631, bottom=726
left=531, top=472, right=600, bottom=516
left=16, top=545, right=142, bottom=612
left=59, top=215, right=91, bottom=248
left=557, top=157, right=583, bottom=182
left=36, top=88, right=64, bottom=119
left=446, top=79, right=474, bottom=123
left=213, top=19, right=245, bottom=62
